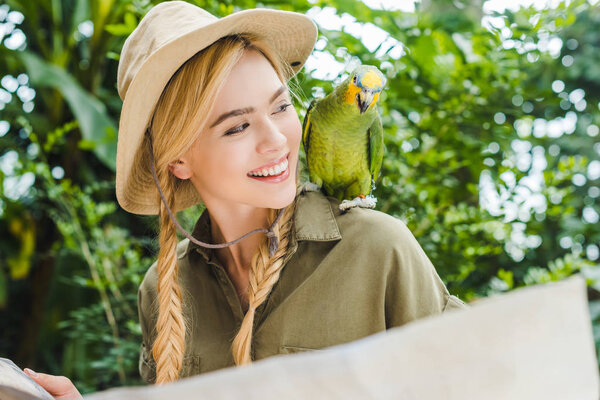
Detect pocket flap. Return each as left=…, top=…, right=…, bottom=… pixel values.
left=280, top=345, right=321, bottom=354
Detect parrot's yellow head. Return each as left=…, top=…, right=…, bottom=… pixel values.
left=344, top=66, right=386, bottom=114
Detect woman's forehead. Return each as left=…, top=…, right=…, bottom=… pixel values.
left=214, top=50, right=286, bottom=107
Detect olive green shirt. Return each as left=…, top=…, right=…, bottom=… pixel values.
left=137, top=190, right=468, bottom=383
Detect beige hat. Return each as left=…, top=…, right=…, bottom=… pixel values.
left=116, top=1, right=318, bottom=215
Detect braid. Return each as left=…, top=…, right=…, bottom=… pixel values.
left=152, top=169, right=187, bottom=384
left=231, top=199, right=297, bottom=365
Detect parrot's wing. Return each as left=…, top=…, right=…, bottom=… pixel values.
left=302, top=99, right=317, bottom=156
left=368, top=112, right=384, bottom=182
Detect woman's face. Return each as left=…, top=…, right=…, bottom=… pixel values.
left=173, top=49, right=301, bottom=211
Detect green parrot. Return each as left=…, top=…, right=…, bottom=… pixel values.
left=301, top=65, right=386, bottom=212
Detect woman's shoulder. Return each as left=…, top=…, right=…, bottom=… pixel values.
left=299, top=189, right=417, bottom=250
left=299, top=191, right=449, bottom=303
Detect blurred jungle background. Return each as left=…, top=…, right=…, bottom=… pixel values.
left=0, top=0, right=598, bottom=393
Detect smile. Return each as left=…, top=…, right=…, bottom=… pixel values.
left=247, top=153, right=289, bottom=177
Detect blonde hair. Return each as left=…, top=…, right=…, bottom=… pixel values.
left=144, top=33, right=300, bottom=384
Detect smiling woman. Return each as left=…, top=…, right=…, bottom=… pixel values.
left=23, top=1, right=467, bottom=395
left=138, top=32, right=304, bottom=379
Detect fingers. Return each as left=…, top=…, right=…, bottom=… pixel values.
left=23, top=369, right=83, bottom=400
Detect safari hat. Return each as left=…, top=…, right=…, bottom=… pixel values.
left=116, top=0, right=318, bottom=215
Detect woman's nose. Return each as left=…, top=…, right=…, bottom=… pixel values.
left=255, top=117, right=286, bottom=154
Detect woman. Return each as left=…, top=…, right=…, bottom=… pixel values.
left=24, top=1, right=467, bottom=397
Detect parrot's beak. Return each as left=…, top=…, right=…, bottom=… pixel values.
left=356, top=89, right=375, bottom=114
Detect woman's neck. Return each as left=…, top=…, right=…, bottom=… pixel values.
left=206, top=204, right=270, bottom=313
left=207, top=204, right=270, bottom=276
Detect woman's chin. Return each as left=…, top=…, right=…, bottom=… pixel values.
left=262, top=183, right=297, bottom=210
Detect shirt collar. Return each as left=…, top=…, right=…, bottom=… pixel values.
left=185, top=187, right=342, bottom=261
left=293, top=190, right=342, bottom=241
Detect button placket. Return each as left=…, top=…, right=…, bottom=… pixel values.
left=217, top=266, right=244, bottom=321
left=199, top=249, right=244, bottom=322
left=253, top=239, right=299, bottom=332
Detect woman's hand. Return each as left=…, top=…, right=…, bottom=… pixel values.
left=23, top=368, right=83, bottom=400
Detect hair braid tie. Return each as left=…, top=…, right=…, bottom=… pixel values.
left=147, top=130, right=285, bottom=258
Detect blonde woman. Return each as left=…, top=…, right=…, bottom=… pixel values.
left=24, top=1, right=467, bottom=396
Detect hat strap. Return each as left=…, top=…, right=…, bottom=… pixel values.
left=146, top=132, right=285, bottom=258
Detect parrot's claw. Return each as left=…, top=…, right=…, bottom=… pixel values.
left=339, top=195, right=377, bottom=212
left=302, top=182, right=322, bottom=193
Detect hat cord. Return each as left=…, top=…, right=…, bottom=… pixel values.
left=146, top=132, right=285, bottom=258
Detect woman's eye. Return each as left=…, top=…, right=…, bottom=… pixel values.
left=223, top=104, right=291, bottom=136
left=224, top=122, right=249, bottom=136
left=275, top=103, right=292, bottom=113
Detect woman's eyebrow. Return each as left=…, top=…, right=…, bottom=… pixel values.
left=209, top=85, right=287, bottom=128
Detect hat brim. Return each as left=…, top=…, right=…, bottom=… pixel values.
left=116, top=8, right=317, bottom=215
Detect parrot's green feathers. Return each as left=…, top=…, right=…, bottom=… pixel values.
left=368, top=112, right=384, bottom=183
left=302, top=99, right=316, bottom=158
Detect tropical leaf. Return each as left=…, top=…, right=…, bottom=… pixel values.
left=17, top=51, right=117, bottom=170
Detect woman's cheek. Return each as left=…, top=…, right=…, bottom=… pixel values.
left=286, top=114, right=302, bottom=146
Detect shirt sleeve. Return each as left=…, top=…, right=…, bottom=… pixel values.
left=382, top=218, right=469, bottom=329
left=137, top=263, right=158, bottom=384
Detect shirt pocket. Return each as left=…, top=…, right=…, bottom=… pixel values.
left=443, top=294, right=468, bottom=312
left=139, top=342, right=201, bottom=383
left=279, top=345, right=322, bottom=354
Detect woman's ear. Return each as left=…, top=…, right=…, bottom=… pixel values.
left=168, top=158, right=193, bottom=180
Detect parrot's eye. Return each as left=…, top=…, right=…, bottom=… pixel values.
left=353, top=76, right=357, bottom=84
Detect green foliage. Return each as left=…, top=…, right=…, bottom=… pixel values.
left=0, top=0, right=598, bottom=392
left=17, top=51, right=117, bottom=170
left=0, top=115, right=151, bottom=390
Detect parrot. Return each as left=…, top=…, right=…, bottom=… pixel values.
left=301, top=65, right=386, bottom=212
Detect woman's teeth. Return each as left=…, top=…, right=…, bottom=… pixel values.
left=249, top=158, right=288, bottom=177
